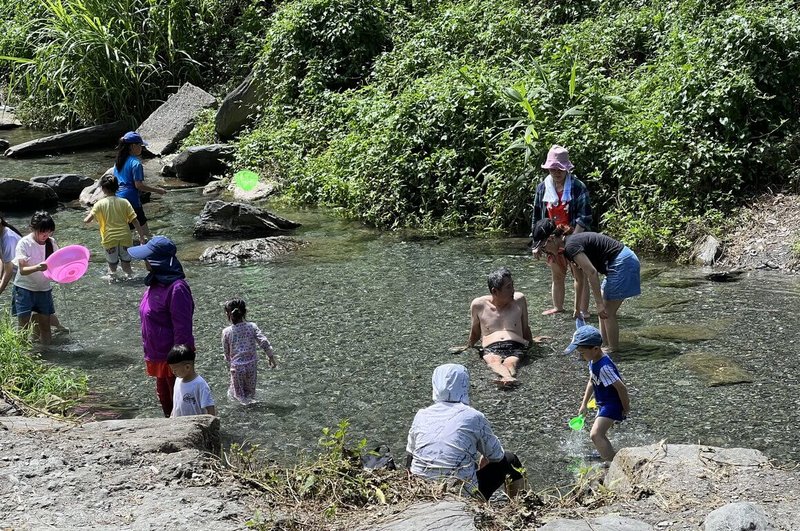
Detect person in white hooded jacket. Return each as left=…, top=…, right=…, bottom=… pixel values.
left=405, top=364, right=525, bottom=500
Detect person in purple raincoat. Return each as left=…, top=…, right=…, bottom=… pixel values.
left=128, top=236, right=195, bottom=417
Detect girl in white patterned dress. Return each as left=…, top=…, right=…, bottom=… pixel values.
left=222, top=298, right=276, bottom=404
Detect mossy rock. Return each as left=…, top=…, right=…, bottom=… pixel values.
left=640, top=266, right=667, bottom=281
left=635, top=294, right=692, bottom=310
left=657, top=278, right=704, bottom=288
left=636, top=324, right=720, bottom=342
left=612, top=338, right=682, bottom=361
left=676, top=351, right=754, bottom=386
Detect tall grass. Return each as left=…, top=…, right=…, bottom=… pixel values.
left=0, top=313, right=87, bottom=414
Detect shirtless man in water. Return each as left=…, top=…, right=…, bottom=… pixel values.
left=468, top=267, right=532, bottom=384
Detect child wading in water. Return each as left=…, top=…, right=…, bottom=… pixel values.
left=222, top=298, right=276, bottom=405
left=565, top=325, right=630, bottom=461
left=84, top=174, right=147, bottom=279
left=168, top=344, right=216, bottom=417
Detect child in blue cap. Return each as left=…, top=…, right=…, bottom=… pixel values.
left=565, top=325, right=630, bottom=461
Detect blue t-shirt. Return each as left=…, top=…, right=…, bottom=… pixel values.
left=589, top=354, right=622, bottom=407
left=113, top=156, right=144, bottom=207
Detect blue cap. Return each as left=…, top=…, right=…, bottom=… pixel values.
left=122, top=131, right=148, bottom=146
left=564, top=325, right=603, bottom=353
left=128, top=236, right=176, bottom=261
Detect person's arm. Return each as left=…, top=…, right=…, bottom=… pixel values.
left=83, top=212, right=95, bottom=223
left=467, top=299, right=482, bottom=347
left=579, top=378, right=593, bottom=416
left=612, top=379, right=630, bottom=417
left=518, top=294, right=532, bottom=343
left=17, top=257, right=46, bottom=276
left=0, top=260, right=13, bottom=294
left=134, top=180, right=167, bottom=195
left=169, top=283, right=195, bottom=349
left=476, top=415, right=505, bottom=463
left=222, top=330, right=232, bottom=364
left=252, top=323, right=276, bottom=367
left=571, top=178, right=592, bottom=231
left=571, top=252, right=606, bottom=319
left=130, top=218, right=147, bottom=243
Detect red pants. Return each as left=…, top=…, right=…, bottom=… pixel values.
left=155, top=375, right=176, bottom=417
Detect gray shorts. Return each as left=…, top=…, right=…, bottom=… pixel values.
left=105, top=244, right=131, bottom=264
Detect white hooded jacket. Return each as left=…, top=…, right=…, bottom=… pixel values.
left=406, top=364, right=505, bottom=495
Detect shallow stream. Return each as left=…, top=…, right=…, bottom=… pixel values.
left=2, top=128, right=799, bottom=488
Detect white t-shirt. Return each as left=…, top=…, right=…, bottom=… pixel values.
left=1, top=227, right=21, bottom=264
left=171, top=375, right=215, bottom=417
left=13, top=234, right=58, bottom=292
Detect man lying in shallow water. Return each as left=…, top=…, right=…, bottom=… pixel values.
left=467, top=266, right=532, bottom=385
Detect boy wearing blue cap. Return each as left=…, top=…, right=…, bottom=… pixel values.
left=565, top=325, right=630, bottom=461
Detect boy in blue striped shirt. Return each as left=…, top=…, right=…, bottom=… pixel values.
left=565, top=325, right=630, bottom=461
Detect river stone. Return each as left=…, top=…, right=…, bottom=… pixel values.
left=537, top=515, right=653, bottom=530
left=165, top=144, right=235, bottom=182
left=693, top=235, right=722, bottom=266
left=0, top=105, right=22, bottom=129
left=0, top=138, right=9, bottom=151
left=215, top=69, right=263, bottom=139
left=676, top=351, right=754, bottom=387
left=193, top=200, right=301, bottom=238
left=704, top=502, right=769, bottom=531
left=0, top=178, right=58, bottom=210
left=231, top=179, right=276, bottom=202
left=364, top=500, right=476, bottom=531
left=79, top=179, right=104, bottom=207
left=705, top=270, right=745, bottom=282
left=137, top=82, right=216, bottom=155
left=203, top=179, right=227, bottom=195
left=636, top=324, right=719, bottom=342
left=605, top=444, right=768, bottom=499
left=200, top=236, right=306, bottom=264
left=30, top=174, right=94, bottom=201
left=4, top=120, right=129, bottom=158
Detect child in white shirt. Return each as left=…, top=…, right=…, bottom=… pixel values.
left=167, top=345, right=216, bottom=417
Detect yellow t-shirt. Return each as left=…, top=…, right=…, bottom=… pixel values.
left=90, top=196, right=136, bottom=248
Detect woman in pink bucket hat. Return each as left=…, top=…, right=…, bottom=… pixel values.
left=531, top=145, right=593, bottom=316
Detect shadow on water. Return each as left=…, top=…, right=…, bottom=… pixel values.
left=3, top=140, right=800, bottom=488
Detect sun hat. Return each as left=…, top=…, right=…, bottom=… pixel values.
left=128, top=236, right=176, bottom=261
left=564, top=325, right=603, bottom=353
left=121, top=131, right=148, bottom=146
left=541, top=145, right=574, bottom=171
left=531, top=218, right=556, bottom=251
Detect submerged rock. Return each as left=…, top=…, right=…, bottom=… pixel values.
left=640, top=266, right=667, bottom=282
left=676, top=351, right=754, bottom=386
left=193, top=200, right=300, bottom=238
left=656, top=278, right=704, bottom=288
left=635, top=294, right=692, bottom=310
left=0, top=178, right=58, bottom=210
left=30, top=174, right=94, bottom=202
left=636, top=324, right=720, bottom=342
left=137, top=82, right=216, bottom=156
left=705, top=270, right=745, bottom=282
left=199, top=236, right=306, bottom=264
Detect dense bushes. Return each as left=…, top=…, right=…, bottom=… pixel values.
left=3, top=0, right=800, bottom=254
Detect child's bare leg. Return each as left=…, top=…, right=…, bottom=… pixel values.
left=35, top=314, right=52, bottom=344
left=547, top=260, right=567, bottom=313
left=120, top=260, right=133, bottom=275
left=483, top=353, right=516, bottom=382
left=590, top=416, right=617, bottom=461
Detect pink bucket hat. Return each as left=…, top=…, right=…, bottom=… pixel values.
left=541, top=145, right=574, bottom=171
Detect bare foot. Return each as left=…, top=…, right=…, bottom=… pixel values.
left=542, top=308, right=564, bottom=316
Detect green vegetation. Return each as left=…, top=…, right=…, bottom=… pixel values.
left=0, top=314, right=87, bottom=413
left=3, top=0, right=800, bottom=253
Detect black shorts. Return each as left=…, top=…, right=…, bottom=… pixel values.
left=480, top=340, right=527, bottom=360
left=128, top=205, right=147, bottom=228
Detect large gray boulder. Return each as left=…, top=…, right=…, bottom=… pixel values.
left=137, top=83, right=216, bottom=156
left=30, top=174, right=94, bottom=202
left=0, top=105, right=22, bottom=129
left=363, top=500, right=477, bottom=531
left=194, top=200, right=300, bottom=238
left=0, top=178, right=59, bottom=210
left=3, top=120, right=129, bottom=158
left=166, top=144, right=235, bottom=182
left=704, top=502, right=769, bottom=531
left=200, top=236, right=306, bottom=264
left=693, top=235, right=722, bottom=266
left=537, top=516, right=653, bottom=530
left=215, top=69, right=262, bottom=139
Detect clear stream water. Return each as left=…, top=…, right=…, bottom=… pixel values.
left=1, top=128, right=799, bottom=488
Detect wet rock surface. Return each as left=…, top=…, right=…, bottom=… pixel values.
left=636, top=323, right=723, bottom=343
left=0, top=178, right=59, bottom=210
left=3, top=120, right=129, bottom=158
left=30, top=174, right=94, bottom=201
left=200, top=236, right=306, bottom=264
left=0, top=138, right=8, bottom=151
left=193, top=200, right=301, bottom=238
left=675, top=351, right=754, bottom=386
